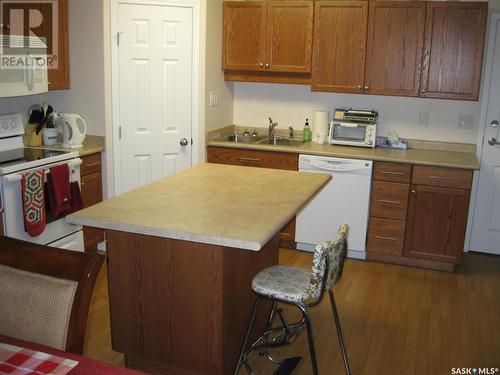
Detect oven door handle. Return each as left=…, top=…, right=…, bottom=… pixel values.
left=2, top=159, right=82, bottom=184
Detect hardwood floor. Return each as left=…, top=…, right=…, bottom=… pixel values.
left=84, top=250, right=500, bottom=374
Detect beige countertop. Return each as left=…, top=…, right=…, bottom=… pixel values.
left=67, top=163, right=330, bottom=251
left=208, top=126, right=480, bottom=170
left=32, top=135, right=105, bottom=157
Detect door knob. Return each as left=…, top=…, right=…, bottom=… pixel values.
left=180, top=138, right=189, bottom=147
left=259, top=62, right=264, bottom=68
left=491, top=120, right=499, bottom=128
left=488, top=137, right=500, bottom=146
left=265, top=63, right=270, bottom=68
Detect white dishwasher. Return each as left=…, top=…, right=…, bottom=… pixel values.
left=296, top=155, right=373, bottom=259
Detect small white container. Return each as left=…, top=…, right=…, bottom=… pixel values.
left=42, top=127, right=59, bottom=146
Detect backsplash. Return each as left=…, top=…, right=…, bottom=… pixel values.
left=232, top=83, right=481, bottom=144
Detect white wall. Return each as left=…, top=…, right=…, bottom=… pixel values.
left=204, top=0, right=234, bottom=134
left=233, top=84, right=480, bottom=143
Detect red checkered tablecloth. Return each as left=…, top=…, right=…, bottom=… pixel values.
left=0, top=343, right=78, bottom=375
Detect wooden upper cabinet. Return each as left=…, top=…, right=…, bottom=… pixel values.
left=222, top=2, right=267, bottom=71
left=266, top=1, right=313, bottom=73
left=420, top=2, right=487, bottom=100
left=48, top=0, right=70, bottom=90
left=311, top=1, right=368, bottom=93
left=364, top=1, right=426, bottom=96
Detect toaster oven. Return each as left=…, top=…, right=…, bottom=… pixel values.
left=329, top=109, right=378, bottom=148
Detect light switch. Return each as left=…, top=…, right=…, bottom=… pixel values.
left=209, top=91, right=219, bottom=107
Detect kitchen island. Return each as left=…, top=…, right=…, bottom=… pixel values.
left=67, top=163, right=330, bottom=375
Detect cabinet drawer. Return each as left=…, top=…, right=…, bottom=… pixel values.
left=367, top=217, right=406, bottom=256
left=373, top=162, right=412, bottom=183
left=412, top=166, right=473, bottom=189
left=207, top=146, right=298, bottom=171
left=80, top=153, right=102, bottom=176
left=371, top=181, right=410, bottom=220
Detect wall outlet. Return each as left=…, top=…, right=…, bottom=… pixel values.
left=209, top=91, right=220, bottom=107
left=458, top=114, right=475, bottom=129
left=418, top=111, right=429, bottom=127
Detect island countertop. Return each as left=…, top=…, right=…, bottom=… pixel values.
left=67, top=163, right=330, bottom=251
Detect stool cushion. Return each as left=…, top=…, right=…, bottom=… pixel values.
left=252, top=265, right=311, bottom=303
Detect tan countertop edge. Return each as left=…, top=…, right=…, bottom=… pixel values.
left=32, top=135, right=105, bottom=157
left=67, top=164, right=331, bottom=251
left=207, top=140, right=480, bottom=170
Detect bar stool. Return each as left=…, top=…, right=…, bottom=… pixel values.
left=234, top=224, right=352, bottom=375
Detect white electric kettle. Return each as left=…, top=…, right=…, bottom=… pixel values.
left=61, top=113, right=87, bottom=148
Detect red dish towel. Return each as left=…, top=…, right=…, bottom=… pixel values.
left=21, top=170, right=46, bottom=237
left=47, top=164, right=71, bottom=216
left=70, top=181, right=83, bottom=212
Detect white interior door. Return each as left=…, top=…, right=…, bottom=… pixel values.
left=470, top=14, right=500, bottom=255
left=117, top=3, right=193, bottom=193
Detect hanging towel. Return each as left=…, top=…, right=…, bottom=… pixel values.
left=21, top=170, right=46, bottom=237
left=47, top=164, right=71, bottom=216
left=69, top=169, right=84, bottom=212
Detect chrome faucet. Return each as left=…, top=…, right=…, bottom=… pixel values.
left=268, top=117, right=278, bottom=138
left=288, top=126, right=294, bottom=139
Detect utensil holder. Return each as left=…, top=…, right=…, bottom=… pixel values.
left=23, top=123, right=42, bottom=147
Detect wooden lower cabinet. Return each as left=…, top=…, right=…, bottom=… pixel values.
left=207, top=146, right=298, bottom=248
left=367, top=162, right=473, bottom=271
left=80, top=154, right=104, bottom=251
left=404, top=184, right=470, bottom=264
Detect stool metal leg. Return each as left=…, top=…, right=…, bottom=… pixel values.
left=298, top=305, right=319, bottom=375
left=234, top=297, right=262, bottom=375
left=329, top=290, right=352, bottom=375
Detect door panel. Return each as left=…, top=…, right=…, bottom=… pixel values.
left=267, top=1, right=313, bottom=73
left=420, top=2, right=487, bottom=100
left=365, top=1, right=425, bottom=96
left=311, top=1, right=368, bottom=93
left=222, top=2, right=267, bottom=71
left=470, top=16, right=500, bottom=254
left=118, top=4, right=192, bottom=193
left=405, top=185, right=470, bottom=264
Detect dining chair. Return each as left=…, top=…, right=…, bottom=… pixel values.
left=0, top=237, right=104, bottom=354
left=234, top=224, right=351, bottom=375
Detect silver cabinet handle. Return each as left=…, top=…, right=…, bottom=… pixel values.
left=239, top=157, right=260, bottom=162
left=430, top=175, right=455, bottom=181
left=259, top=63, right=264, bottom=68
left=421, top=89, right=427, bottom=93
left=81, top=182, right=85, bottom=187
left=84, top=162, right=101, bottom=168
left=380, top=171, right=404, bottom=176
left=357, top=85, right=362, bottom=89
left=265, top=63, right=270, bottom=68
left=364, top=86, right=369, bottom=90
left=412, top=190, right=417, bottom=194
left=489, top=137, right=500, bottom=146
left=490, top=120, right=498, bottom=128
left=180, top=138, right=189, bottom=147
left=0, top=207, right=4, bottom=214
left=375, top=235, right=397, bottom=241
left=377, top=199, right=401, bottom=205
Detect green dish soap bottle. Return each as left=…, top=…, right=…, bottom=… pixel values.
left=303, top=118, right=312, bottom=142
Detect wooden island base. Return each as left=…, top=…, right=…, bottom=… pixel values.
left=105, top=230, right=279, bottom=375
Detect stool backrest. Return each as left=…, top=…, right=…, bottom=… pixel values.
left=307, top=224, right=349, bottom=299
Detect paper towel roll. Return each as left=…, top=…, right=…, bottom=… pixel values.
left=312, top=110, right=329, bottom=143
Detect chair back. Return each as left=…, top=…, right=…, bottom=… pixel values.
left=307, top=224, right=349, bottom=299
left=0, top=238, right=104, bottom=354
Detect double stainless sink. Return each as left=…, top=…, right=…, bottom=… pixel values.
left=222, top=134, right=305, bottom=147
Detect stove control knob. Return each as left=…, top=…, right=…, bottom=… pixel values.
left=2, top=122, right=8, bottom=130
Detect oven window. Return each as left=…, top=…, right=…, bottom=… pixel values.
left=333, top=124, right=366, bottom=141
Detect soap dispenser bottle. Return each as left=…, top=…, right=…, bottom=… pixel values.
left=303, top=119, right=312, bottom=142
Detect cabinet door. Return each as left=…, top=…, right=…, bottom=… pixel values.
left=365, top=1, right=426, bottom=96
left=311, top=1, right=368, bottom=93
left=420, top=2, right=487, bottom=100
left=222, top=2, right=267, bottom=71
left=405, top=185, right=470, bottom=264
left=266, top=1, right=313, bottom=73
left=81, top=171, right=104, bottom=251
